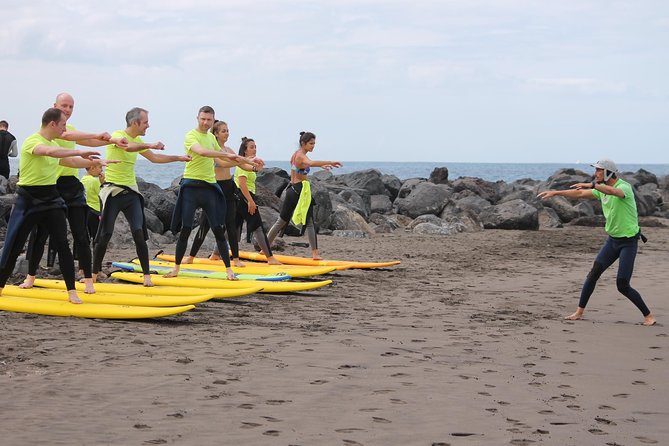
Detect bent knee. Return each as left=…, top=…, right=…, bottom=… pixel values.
left=616, top=277, right=631, bottom=293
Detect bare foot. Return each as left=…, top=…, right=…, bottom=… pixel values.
left=19, top=275, right=36, bottom=289
left=643, top=314, right=657, bottom=326
left=82, top=278, right=96, bottom=294
left=267, top=257, right=282, bottom=265
left=143, top=275, right=154, bottom=287
left=182, top=256, right=194, bottom=264
left=68, top=290, right=83, bottom=304
left=311, top=249, right=322, bottom=261
left=226, top=268, right=237, bottom=281
left=565, top=308, right=584, bottom=320
left=232, top=259, right=246, bottom=267
left=163, top=268, right=179, bottom=278
left=208, top=254, right=221, bottom=261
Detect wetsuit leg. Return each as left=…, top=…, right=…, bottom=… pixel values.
left=225, top=197, right=240, bottom=259
left=93, top=194, right=124, bottom=274
left=26, top=224, right=49, bottom=275
left=210, top=226, right=231, bottom=268
left=0, top=214, right=43, bottom=287
left=46, top=208, right=76, bottom=290
left=67, top=206, right=92, bottom=277
left=578, top=237, right=619, bottom=309
left=188, top=211, right=210, bottom=258
left=615, top=239, right=650, bottom=316
left=121, top=196, right=150, bottom=275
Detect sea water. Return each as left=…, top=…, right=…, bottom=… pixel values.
left=7, top=158, right=669, bottom=189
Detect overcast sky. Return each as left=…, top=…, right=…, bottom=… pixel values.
left=2, top=0, right=668, bottom=164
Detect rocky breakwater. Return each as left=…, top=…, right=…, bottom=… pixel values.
left=1, top=167, right=668, bottom=252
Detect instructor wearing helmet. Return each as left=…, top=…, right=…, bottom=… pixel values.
left=538, top=159, right=656, bottom=326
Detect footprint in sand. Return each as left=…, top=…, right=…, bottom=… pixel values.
left=240, top=422, right=262, bottom=429
left=238, top=403, right=254, bottom=409
left=134, top=424, right=152, bottom=429
left=478, top=391, right=492, bottom=396
left=633, top=368, right=647, bottom=372
left=310, top=379, right=328, bottom=385
left=261, top=416, right=282, bottom=422
left=595, top=417, right=616, bottom=425
left=335, top=428, right=366, bottom=433
left=532, top=372, right=546, bottom=377
left=381, top=351, right=398, bottom=357
left=372, top=417, right=391, bottom=424
left=523, top=363, right=536, bottom=368
left=343, top=440, right=364, bottom=446
left=598, top=405, right=616, bottom=410
left=632, top=381, right=647, bottom=385
left=613, top=393, right=629, bottom=398
left=538, top=410, right=554, bottom=415
left=390, top=398, right=407, bottom=405
left=588, top=428, right=607, bottom=435
left=485, top=408, right=498, bottom=413
left=509, top=440, right=535, bottom=446
left=430, top=443, right=451, bottom=446
left=634, top=436, right=659, bottom=444
left=265, top=399, right=291, bottom=405
left=359, top=408, right=381, bottom=412
left=262, top=430, right=280, bottom=436
left=142, top=440, right=167, bottom=445
left=451, top=432, right=478, bottom=437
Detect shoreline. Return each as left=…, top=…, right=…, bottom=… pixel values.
left=1, top=226, right=667, bottom=445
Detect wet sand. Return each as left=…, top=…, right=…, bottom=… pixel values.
left=1, top=226, right=667, bottom=445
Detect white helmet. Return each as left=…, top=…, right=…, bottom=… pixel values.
left=591, top=159, right=618, bottom=181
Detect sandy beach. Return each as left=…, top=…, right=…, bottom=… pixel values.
left=1, top=225, right=667, bottom=445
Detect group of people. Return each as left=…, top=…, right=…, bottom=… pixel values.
left=0, top=96, right=342, bottom=304
left=0, top=96, right=657, bottom=327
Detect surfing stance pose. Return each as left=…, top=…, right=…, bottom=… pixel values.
left=267, top=131, right=342, bottom=260
left=0, top=108, right=103, bottom=304
left=166, top=106, right=260, bottom=280
left=537, top=159, right=656, bottom=326
left=233, top=137, right=281, bottom=264
left=20, top=92, right=125, bottom=294
left=183, top=121, right=263, bottom=266
left=92, top=107, right=191, bottom=287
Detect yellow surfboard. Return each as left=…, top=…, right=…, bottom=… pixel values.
left=150, top=256, right=336, bottom=277
left=236, top=250, right=401, bottom=269
left=3, top=285, right=215, bottom=307
left=0, top=295, right=194, bottom=319
left=111, top=272, right=333, bottom=293
left=32, top=278, right=263, bottom=300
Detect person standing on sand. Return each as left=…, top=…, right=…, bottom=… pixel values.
left=92, top=107, right=191, bottom=287
left=20, top=93, right=126, bottom=294
left=233, top=137, right=281, bottom=264
left=267, top=131, right=342, bottom=260
left=0, top=108, right=104, bottom=304
left=537, top=159, right=657, bottom=326
left=165, top=106, right=260, bottom=280
left=182, top=120, right=265, bottom=266
left=0, top=120, right=18, bottom=179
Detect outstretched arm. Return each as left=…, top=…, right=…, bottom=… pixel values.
left=32, top=145, right=100, bottom=159
left=141, top=150, right=191, bottom=164
left=537, top=184, right=596, bottom=200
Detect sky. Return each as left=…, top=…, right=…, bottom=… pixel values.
left=1, top=0, right=668, bottom=164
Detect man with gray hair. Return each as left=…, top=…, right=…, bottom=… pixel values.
left=92, top=107, right=191, bottom=286
left=538, top=159, right=656, bottom=326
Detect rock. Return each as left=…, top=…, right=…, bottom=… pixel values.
left=332, top=230, right=370, bottom=238
left=479, top=199, right=539, bottom=230
left=537, top=207, right=563, bottom=228
left=394, top=182, right=452, bottom=219
left=381, top=174, right=402, bottom=201
left=144, top=208, right=164, bottom=234
left=311, top=182, right=334, bottom=231
left=337, top=169, right=388, bottom=196
left=0, top=195, right=15, bottom=222
left=498, top=189, right=542, bottom=209
left=568, top=215, right=606, bottom=227
left=439, top=201, right=484, bottom=233
left=396, top=178, right=425, bottom=199
left=138, top=179, right=177, bottom=231
left=329, top=204, right=374, bottom=235
left=450, top=177, right=503, bottom=203
left=409, top=214, right=471, bottom=236
left=635, top=183, right=660, bottom=217
left=544, top=168, right=591, bottom=191
left=254, top=183, right=282, bottom=212
left=368, top=213, right=401, bottom=233
left=542, top=195, right=580, bottom=222
left=633, top=169, right=658, bottom=186
left=455, top=195, right=491, bottom=214
left=0, top=176, right=9, bottom=195
left=370, top=194, right=393, bottom=214
left=257, top=168, right=290, bottom=197
left=429, top=167, right=449, bottom=184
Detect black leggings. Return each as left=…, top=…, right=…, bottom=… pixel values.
left=26, top=205, right=92, bottom=277
left=189, top=180, right=239, bottom=259
left=93, top=192, right=149, bottom=275
left=579, top=236, right=650, bottom=316
left=0, top=208, right=76, bottom=290
left=267, top=182, right=317, bottom=249
left=174, top=186, right=231, bottom=267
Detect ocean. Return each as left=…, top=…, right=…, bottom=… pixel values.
left=7, top=158, right=669, bottom=189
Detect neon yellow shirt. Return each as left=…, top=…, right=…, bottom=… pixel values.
left=55, top=124, right=79, bottom=178
left=183, top=129, right=218, bottom=183
left=104, top=130, right=146, bottom=187
left=234, top=167, right=257, bottom=194
left=17, top=132, right=60, bottom=186
left=81, top=174, right=101, bottom=212
left=592, top=178, right=639, bottom=238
